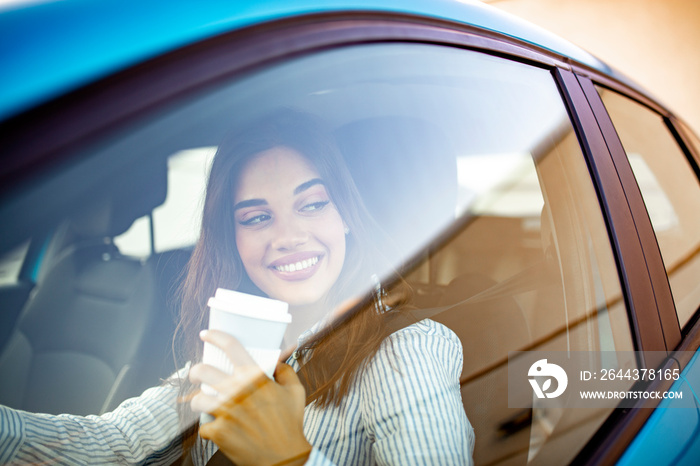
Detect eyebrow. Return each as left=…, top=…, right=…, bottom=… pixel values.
left=233, top=178, right=325, bottom=211
left=233, top=198, right=267, bottom=211
left=294, top=178, right=324, bottom=195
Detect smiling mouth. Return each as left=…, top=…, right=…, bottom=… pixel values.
left=272, top=255, right=320, bottom=273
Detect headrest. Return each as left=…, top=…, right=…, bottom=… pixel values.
left=69, top=161, right=167, bottom=239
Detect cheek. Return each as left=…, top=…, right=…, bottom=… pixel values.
left=335, top=237, right=347, bottom=271
left=323, top=215, right=347, bottom=264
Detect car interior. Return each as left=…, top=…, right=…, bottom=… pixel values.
left=0, top=154, right=183, bottom=415
left=0, top=42, right=639, bottom=465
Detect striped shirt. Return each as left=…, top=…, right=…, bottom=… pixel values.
left=0, top=319, right=474, bottom=465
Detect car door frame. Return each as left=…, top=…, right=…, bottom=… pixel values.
left=566, top=64, right=700, bottom=464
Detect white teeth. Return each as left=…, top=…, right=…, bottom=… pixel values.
left=274, top=256, right=319, bottom=273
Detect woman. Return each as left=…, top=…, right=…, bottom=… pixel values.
left=0, top=110, right=473, bottom=465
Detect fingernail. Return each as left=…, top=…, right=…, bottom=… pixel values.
left=199, top=330, right=208, bottom=339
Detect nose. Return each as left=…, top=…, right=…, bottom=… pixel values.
left=270, top=215, right=309, bottom=251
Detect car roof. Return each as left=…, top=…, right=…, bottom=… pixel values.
left=0, top=0, right=614, bottom=121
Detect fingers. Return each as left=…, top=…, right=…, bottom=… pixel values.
left=194, top=377, right=274, bottom=419
left=198, top=417, right=224, bottom=443
left=275, top=363, right=306, bottom=403
left=191, top=390, right=223, bottom=414
left=196, top=371, right=312, bottom=466
left=274, top=363, right=301, bottom=387
left=189, top=362, right=229, bottom=388
left=200, top=330, right=257, bottom=367
left=190, top=365, right=267, bottom=402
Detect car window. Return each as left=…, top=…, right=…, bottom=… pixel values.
left=1, top=42, right=637, bottom=464
left=0, top=241, right=30, bottom=286
left=115, top=147, right=216, bottom=256
left=597, top=88, right=700, bottom=329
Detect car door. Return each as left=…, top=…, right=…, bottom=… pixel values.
left=0, top=10, right=689, bottom=465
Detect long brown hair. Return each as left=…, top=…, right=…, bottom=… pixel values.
left=175, top=109, right=410, bottom=417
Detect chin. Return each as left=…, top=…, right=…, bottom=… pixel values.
left=257, top=275, right=335, bottom=306
left=275, top=290, right=326, bottom=307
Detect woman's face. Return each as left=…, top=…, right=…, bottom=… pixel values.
left=233, top=146, right=347, bottom=307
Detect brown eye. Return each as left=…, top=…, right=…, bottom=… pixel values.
left=238, top=213, right=272, bottom=226
left=300, top=201, right=329, bottom=212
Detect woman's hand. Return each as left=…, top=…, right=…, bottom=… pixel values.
left=189, top=330, right=311, bottom=466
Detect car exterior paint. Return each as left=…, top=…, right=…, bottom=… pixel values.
left=617, top=351, right=700, bottom=465
left=0, top=0, right=611, bottom=121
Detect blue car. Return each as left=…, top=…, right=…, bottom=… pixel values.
left=1, top=0, right=699, bottom=464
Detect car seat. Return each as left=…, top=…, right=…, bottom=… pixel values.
left=0, top=167, right=169, bottom=416
left=435, top=272, right=533, bottom=465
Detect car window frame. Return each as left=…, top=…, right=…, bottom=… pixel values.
left=576, top=76, right=679, bottom=353
left=595, top=89, right=700, bottom=331
left=586, top=73, right=700, bottom=350
left=668, top=116, right=700, bottom=181
left=0, top=10, right=682, bottom=466
left=567, top=67, right=700, bottom=463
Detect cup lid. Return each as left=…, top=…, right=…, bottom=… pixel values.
left=207, top=288, right=291, bottom=323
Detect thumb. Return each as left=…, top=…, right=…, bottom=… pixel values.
left=274, top=363, right=302, bottom=387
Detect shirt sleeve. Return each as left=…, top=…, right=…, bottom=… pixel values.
left=303, top=448, right=335, bottom=466
left=0, top=379, right=186, bottom=465
left=359, top=319, right=475, bottom=466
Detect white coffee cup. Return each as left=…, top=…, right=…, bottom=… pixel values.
left=200, top=288, right=291, bottom=423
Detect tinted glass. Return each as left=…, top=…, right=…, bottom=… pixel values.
left=0, top=43, right=635, bottom=465
left=598, top=88, right=700, bottom=328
